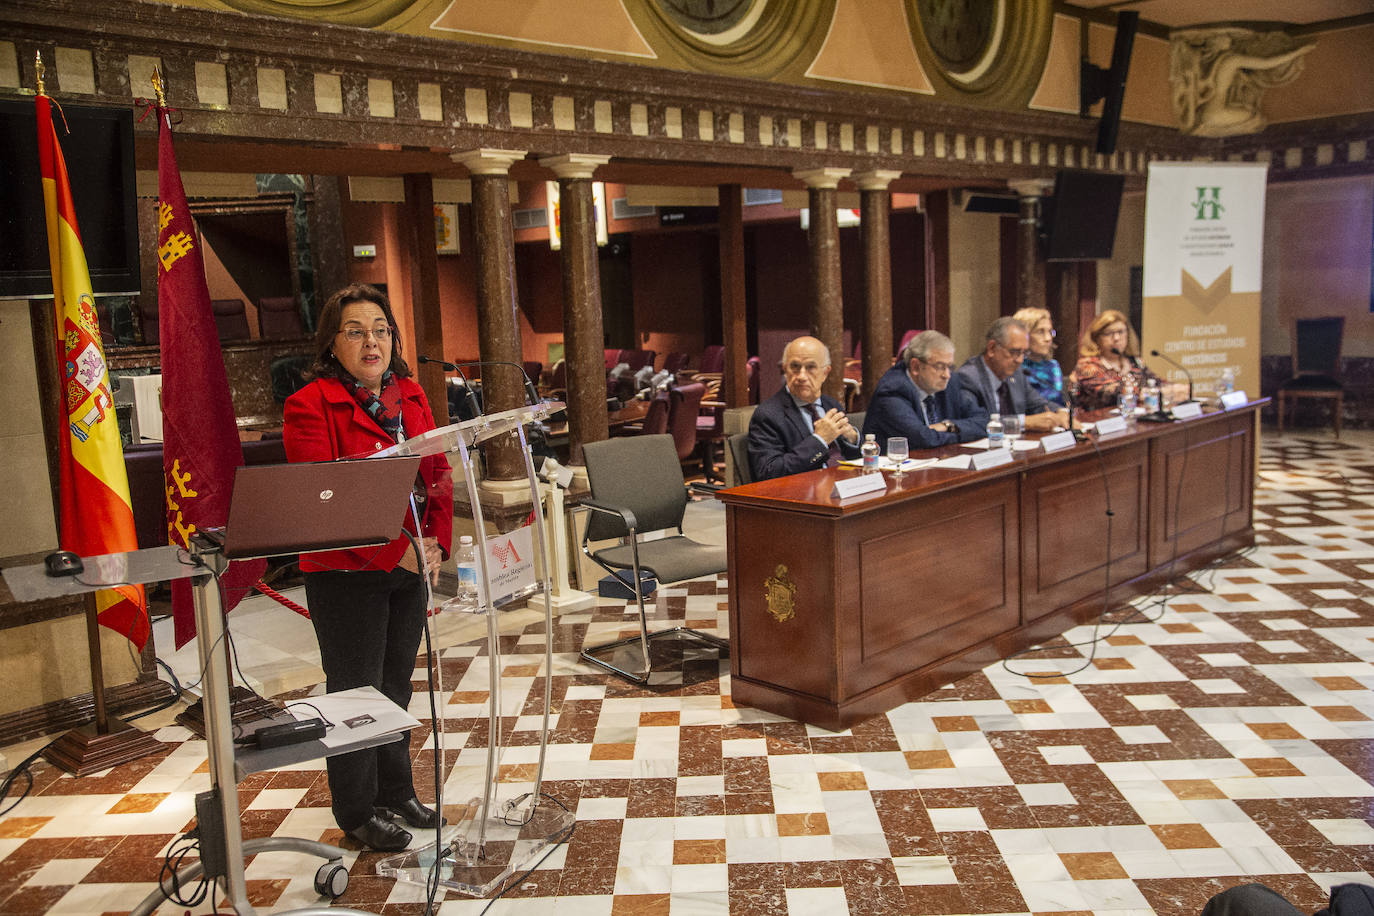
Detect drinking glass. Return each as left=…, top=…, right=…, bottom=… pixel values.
left=1003, top=413, right=1022, bottom=443
left=887, top=437, right=909, bottom=479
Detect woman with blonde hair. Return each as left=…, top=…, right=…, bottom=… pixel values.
left=1012, top=306, right=1064, bottom=407
left=1070, top=309, right=1165, bottom=411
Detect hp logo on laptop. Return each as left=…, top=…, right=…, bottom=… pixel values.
left=319, top=489, right=334, bottom=500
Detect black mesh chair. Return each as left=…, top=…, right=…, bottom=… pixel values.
left=580, top=433, right=728, bottom=684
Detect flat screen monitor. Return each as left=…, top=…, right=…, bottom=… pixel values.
left=1042, top=169, right=1125, bottom=262
left=0, top=98, right=141, bottom=297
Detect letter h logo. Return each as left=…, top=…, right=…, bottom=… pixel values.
left=1192, top=186, right=1223, bottom=220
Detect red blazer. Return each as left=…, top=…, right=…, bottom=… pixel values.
left=283, top=376, right=453, bottom=574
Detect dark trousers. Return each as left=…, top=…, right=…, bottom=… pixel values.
left=303, top=566, right=426, bottom=831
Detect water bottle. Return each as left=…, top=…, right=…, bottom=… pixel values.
left=1217, top=367, right=1235, bottom=397
left=1143, top=380, right=1161, bottom=415
left=861, top=434, right=880, bottom=473
left=987, top=413, right=1005, bottom=449
left=1119, top=375, right=1137, bottom=415
left=456, top=535, right=481, bottom=611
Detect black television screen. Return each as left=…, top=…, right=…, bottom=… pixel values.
left=1042, top=169, right=1125, bottom=262
left=0, top=98, right=141, bottom=297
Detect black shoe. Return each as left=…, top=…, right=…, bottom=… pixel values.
left=347, top=814, right=412, bottom=851
left=376, top=797, right=445, bottom=830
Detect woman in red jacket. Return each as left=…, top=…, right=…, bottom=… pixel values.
left=283, top=283, right=452, bottom=852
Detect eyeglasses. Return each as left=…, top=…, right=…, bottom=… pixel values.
left=918, top=358, right=955, bottom=374
left=783, top=361, right=827, bottom=376
left=1102, top=327, right=1128, bottom=338
left=996, top=343, right=1027, bottom=359
left=1033, top=327, right=1057, bottom=339
left=339, top=326, right=393, bottom=343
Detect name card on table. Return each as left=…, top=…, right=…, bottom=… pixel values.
left=1040, top=431, right=1077, bottom=453
left=1094, top=415, right=1128, bottom=436
left=832, top=473, right=887, bottom=500
left=1220, top=390, right=1249, bottom=410
left=1171, top=401, right=1203, bottom=420
left=970, top=448, right=1015, bottom=471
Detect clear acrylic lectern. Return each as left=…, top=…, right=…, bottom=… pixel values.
left=371, top=401, right=575, bottom=897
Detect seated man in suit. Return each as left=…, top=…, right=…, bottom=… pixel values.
left=863, top=330, right=988, bottom=449
left=949, top=317, right=1069, bottom=432
left=748, top=335, right=861, bottom=481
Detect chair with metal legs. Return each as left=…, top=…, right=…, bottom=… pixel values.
left=579, top=434, right=728, bottom=684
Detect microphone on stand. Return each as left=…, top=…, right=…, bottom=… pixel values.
left=451, top=360, right=541, bottom=408
left=1149, top=349, right=1194, bottom=402
left=419, top=355, right=481, bottom=418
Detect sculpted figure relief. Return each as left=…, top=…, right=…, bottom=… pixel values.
left=1170, top=28, right=1315, bottom=137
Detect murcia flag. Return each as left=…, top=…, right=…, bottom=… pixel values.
left=37, top=93, right=148, bottom=648
left=155, top=104, right=266, bottom=648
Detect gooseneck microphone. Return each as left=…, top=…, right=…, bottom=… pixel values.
left=418, top=355, right=481, bottom=418
left=1148, top=349, right=1194, bottom=402
left=451, top=360, right=541, bottom=408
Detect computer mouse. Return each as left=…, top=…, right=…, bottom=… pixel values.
left=44, top=550, right=83, bottom=577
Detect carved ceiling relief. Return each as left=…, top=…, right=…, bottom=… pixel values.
left=1169, top=27, right=1316, bottom=138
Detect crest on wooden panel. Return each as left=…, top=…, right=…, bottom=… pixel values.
left=764, top=564, right=797, bottom=623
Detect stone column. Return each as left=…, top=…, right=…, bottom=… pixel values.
left=854, top=169, right=901, bottom=407
left=539, top=153, right=611, bottom=467
left=401, top=173, right=447, bottom=425
left=452, top=148, right=528, bottom=488
left=794, top=168, right=851, bottom=402
left=718, top=184, right=748, bottom=408
left=1009, top=179, right=1054, bottom=315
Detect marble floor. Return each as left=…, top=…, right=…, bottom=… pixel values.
left=1, top=428, right=1371, bottom=915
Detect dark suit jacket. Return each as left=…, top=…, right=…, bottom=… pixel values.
left=748, top=387, right=861, bottom=481
left=862, top=364, right=988, bottom=450
left=948, top=355, right=1051, bottom=418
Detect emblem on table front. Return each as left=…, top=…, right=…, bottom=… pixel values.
left=764, top=564, right=798, bottom=623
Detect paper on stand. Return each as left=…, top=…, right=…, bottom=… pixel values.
left=961, top=438, right=1039, bottom=452
left=931, top=454, right=973, bottom=470
left=300, top=686, right=421, bottom=749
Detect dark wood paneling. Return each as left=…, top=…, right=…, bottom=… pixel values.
left=1149, top=413, right=1253, bottom=566
left=1021, top=441, right=1148, bottom=622
left=729, top=507, right=836, bottom=702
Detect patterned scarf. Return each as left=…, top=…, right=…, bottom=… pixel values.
left=341, top=370, right=405, bottom=441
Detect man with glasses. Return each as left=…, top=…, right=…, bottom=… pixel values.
left=863, top=330, right=989, bottom=450
left=748, top=335, right=861, bottom=481
left=949, top=317, right=1069, bottom=433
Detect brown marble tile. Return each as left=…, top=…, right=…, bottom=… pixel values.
left=638, top=710, right=679, bottom=727
left=1248, top=722, right=1304, bottom=740
left=675, top=794, right=725, bottom=817
left=610, top=892, right=671, bottom=915
left=1008, top=699, right=1053, bottom=714
left=1243, top=757, right=1306, bottom=777
left=723, top=792, right=774, bottom=815
left=0, top=817, right=49, bottom=839
left=781, top=859, right=843, bottom=887
left=589, top=742, right=636, bottom=760
left=726, top=887, right=788, bottom=915
left=905, top=749, right=955, bottom=769
left=775, top=812, right=829, bottom=836
left=723, top=756, right=771, bottom=795
left=727, top=861, right=785, bottom=888
left=1165, top=779, right=1227, bottom=800
left=939, top=831, right=1001, bottom=857
left=558, top=866, right=618, bottom=896
left=1315, top=676, right=1366, bottom=691
left=1092, top=657, right=1135, bottom=670
left=903, top=882, right=970, bottom=914
left=1059, top=851, right=1128, bottom=879
left=673, top=838, right=726, bottom=864
left=1151, top=823, right=1220, bottom=849
left=932, top=715, right=979, bottom=732
left=817, top=771, right=868, bottom=791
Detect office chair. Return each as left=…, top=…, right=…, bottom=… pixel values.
left=579, top=433, right=728, bottom=684
left=725, top=433, right=753, bottom=487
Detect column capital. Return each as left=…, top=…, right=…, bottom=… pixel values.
left=452, top=148, right=528, bottom=175
left=793, top=167, right=851, bottom=189
left=539, top=153, right=612, bottom=180
left=1009, top=178, right=1055, bottom=198
left=852, top=169, right=903, bottom=191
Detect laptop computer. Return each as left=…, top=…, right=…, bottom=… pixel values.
left=222, top=456, right=423, bottom=560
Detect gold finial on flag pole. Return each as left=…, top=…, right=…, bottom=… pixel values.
left=35, top=51, right=45, bottom=96
left=151, top=66, right=167, bottom=108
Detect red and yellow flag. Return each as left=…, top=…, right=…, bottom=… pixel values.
left=155, top=104, right=266, bottom=648
left=37, top=93, right=148, bottom=649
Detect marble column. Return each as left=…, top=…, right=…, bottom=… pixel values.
left=854, top=169, right=901, bottom=407
left=1009, top=179, right=1053, bottom=315
left=539, top=153, right=611, bottom=467
left=452, top=148, right=528, bottom=487
left=794, top=168, right=851, bottom=403
left=718, top=184, right=748, bottom=408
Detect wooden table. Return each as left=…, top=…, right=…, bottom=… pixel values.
left=715, top=401, right=1264, bottom=730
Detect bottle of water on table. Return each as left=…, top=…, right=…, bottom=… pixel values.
left=987, top=413, right=1005, bottom=449
left=861, top=433, right=880, bottom=473
left=455, top=535, right=481, bottom=612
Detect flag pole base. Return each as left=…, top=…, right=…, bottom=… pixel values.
left=41, top=717, right=162, bottom=776
left=175, top=685, right=279, bottom=739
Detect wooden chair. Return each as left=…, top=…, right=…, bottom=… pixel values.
left=1277, top=316, right=1345, bottom=437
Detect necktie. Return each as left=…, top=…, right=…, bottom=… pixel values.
left=924, top=394, right=941, bottom=425
left=998, top=380, right=1014, bottom=417
left=813, top=402, right=842, bottom=468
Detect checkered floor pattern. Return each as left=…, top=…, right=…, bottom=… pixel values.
left=1, top=431, right=1372, bottom=915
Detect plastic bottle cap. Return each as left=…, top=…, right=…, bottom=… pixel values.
left=460, top=535, right=473, bottom=545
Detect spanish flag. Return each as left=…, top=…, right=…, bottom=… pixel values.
left=38, top=92, right=148, bottom=649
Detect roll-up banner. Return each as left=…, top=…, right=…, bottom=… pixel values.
left=1142, top=162, right=1268, bottom=398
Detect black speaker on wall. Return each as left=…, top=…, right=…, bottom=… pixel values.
left=0, top=98, right=141, bottom=298
left=1080, top=11, right=1139, bottom=156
